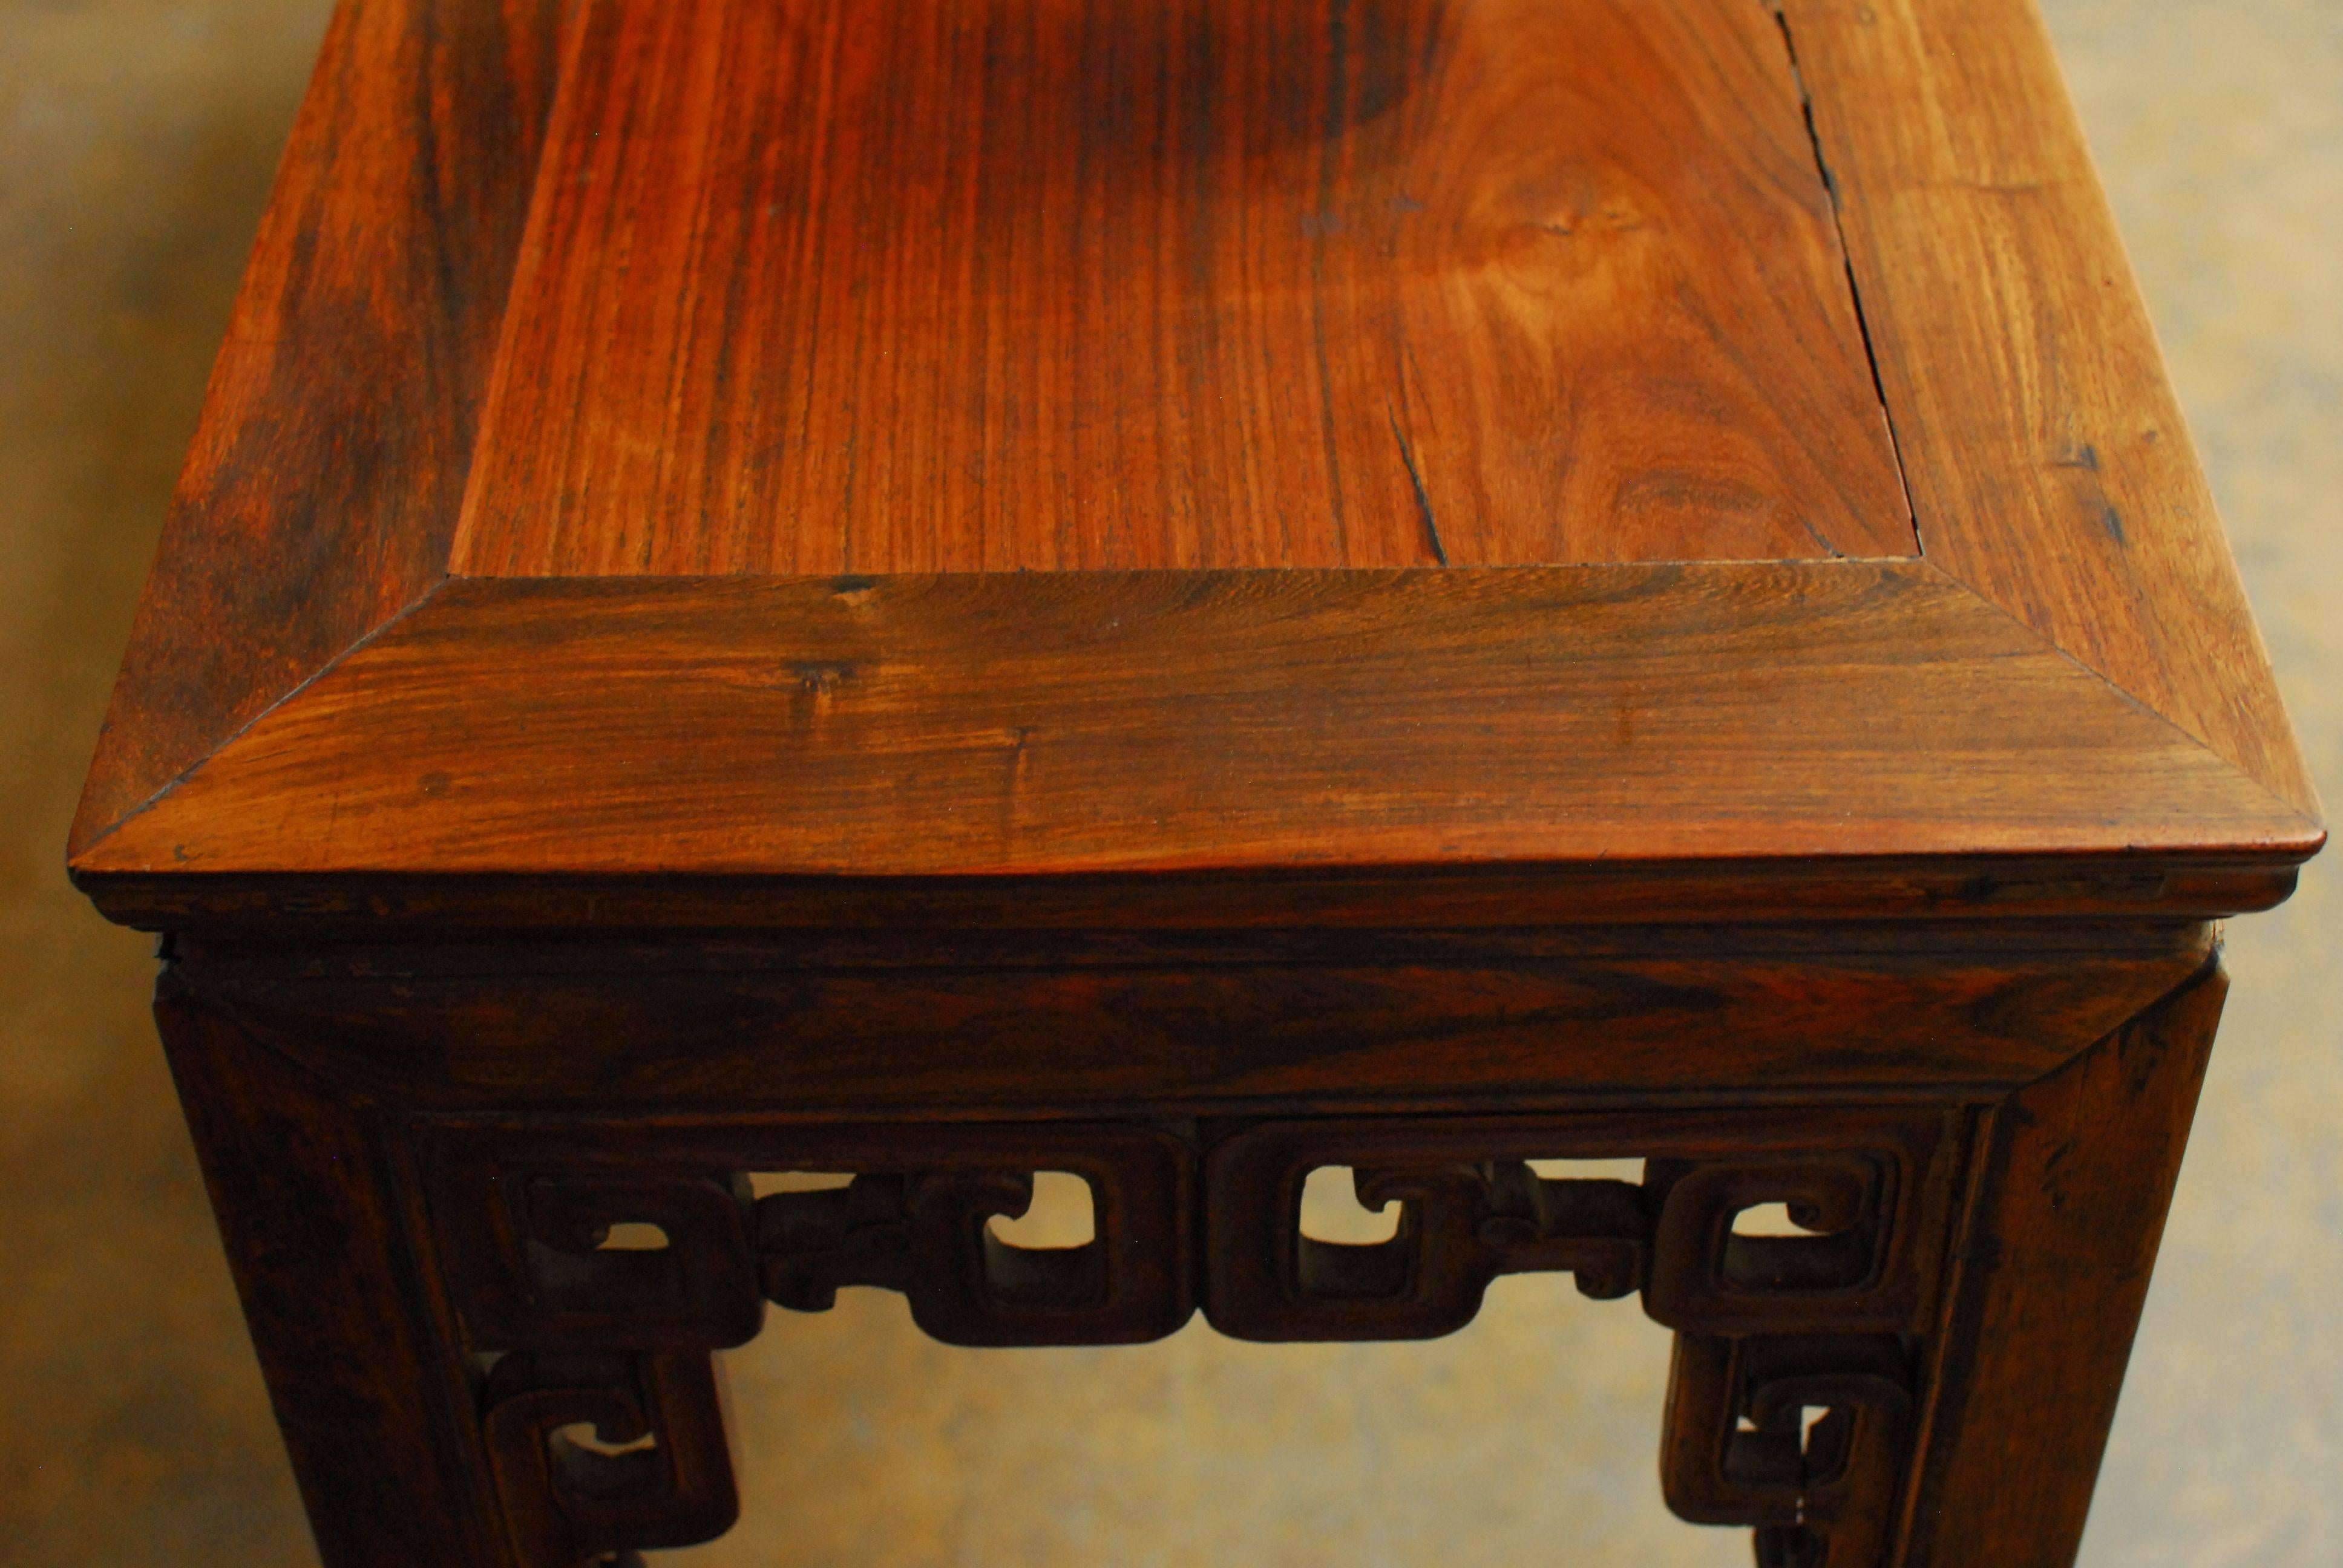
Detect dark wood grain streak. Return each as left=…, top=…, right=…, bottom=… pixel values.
left=65, top=565, right=2320, bottom=892
left=155, top=973, right=514, bottom=1568
left=172, top=936, right=2212, bottom=1113
left=68, top=0, right=565, bottom=856
left=450, top=0, right=1912, bottom=574
left=1778, top=0, right=2321, bottom=820
left=1894, top=956, right=2224, bottom=1566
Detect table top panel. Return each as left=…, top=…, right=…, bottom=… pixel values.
left=68, top=0, right=2321, bottom=928
left=448, top=0, right=1915, bottom=575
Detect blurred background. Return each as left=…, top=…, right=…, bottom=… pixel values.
left=2, top=0, right=2336, bottom=1563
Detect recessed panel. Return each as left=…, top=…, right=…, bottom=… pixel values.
left=453, top=0, right=1915, bottom=574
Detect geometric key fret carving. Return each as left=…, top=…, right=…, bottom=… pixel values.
left=426, top=1108, right=1962, bottom=1568
left=752, top=1158, right=1191, bottom=1347
left=432, top=1122, right=1194, bottom=1566
left=425, top=1122, right=1197, bottom=1353
left=1202, top=1109, right=1957, bottom=1341
left=433, top=1165, right=765, bottom=1351
left=1660, top=1333, right=1918, bottom=1568
left=480, top=1348, right=740, bottom=1568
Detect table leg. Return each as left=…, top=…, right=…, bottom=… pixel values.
left=156, top=972, right=517, bottom=1568
left=1897, top=960, right=2226, bottom=1566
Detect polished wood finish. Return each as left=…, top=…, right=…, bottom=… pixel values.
left=451, top=0, right=1910, bottom=575
left=1898, top=958, right=2224, bottom=1565
left=175, top=923, right=2212, bottom=1112
left=430, top=1120, right=1197, bottom=1348
left=66, top=0, right=2320, bottom=918
left=149, top=937, right=2231, bottom=1567
left=71, top=0, right=563, bottom=848
left=1779, top=0, right=2319, bottom=818
left=74, top=0, right=2321, bottom=1565
left=67, top=566, right=2316, bottom=901
left=1202, top=1107, right=1958, bottom=1341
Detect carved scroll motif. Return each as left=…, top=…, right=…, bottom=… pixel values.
left=436, top=1123, right=1194, bottom=1564
left=432, top=1123, right=1198, bottom=1354
left=441, top=1169, right=766, bottom=1351
left=480, top=1350, right=739, bottom=1568
left=428, top=1111, right=1954, bottom=1567
left=1201, top=1111, right=1955, bottom=1341
left=1191, top=1111, right=1948, bottom=1566
left=753, top=1146, right=1195, bottom=1346
left=1660, top=1334, right=1916, bottom=1568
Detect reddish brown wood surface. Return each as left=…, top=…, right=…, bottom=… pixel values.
left=156, top=976, right=512, bottom=1568
left=69, top=0, right=562, bottom=854
left=69, top=565, right=2316, bottom=895
left=148, top=923, right=2232, bottom=1567
left=1778, top=0, right=2320, bottom=819
left=390, top=1087, right=1967, bottom=1564
left=1202, top=1108, right=1959, bottom=1342
left=66, top=855, right=2306, bottom=938
left=171, top=923, right=2214, bottom=1111
left=1895, top=958, right=2224, bottom=1565
left=450, top=0, right=1911, bottom=575
left=67, top=0, right=2321, bottom=918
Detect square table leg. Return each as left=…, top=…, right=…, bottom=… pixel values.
left=157, top=976, right=522, bottom=1568
left=1896, top=964, right=2224, bottom=1566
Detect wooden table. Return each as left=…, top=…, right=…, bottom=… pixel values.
left=71, top=0, right=2321, bottom=1563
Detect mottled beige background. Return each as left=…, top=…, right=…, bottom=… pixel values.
left=1, top=1, right=2336, bottom=1563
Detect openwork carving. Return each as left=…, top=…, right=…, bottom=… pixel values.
left=752, top=1145, right=1193, bottom=1346
left=428, top=1122, right=1198, bottom=1351
left=480, top=1349, right=738, bottom=1567
left=1202, top=1110, right=1955, bottom=1341
left=437, top=1168, right=764, bottom=1350
left=433, top=1122, right=1193, bottom=1564
left=427, top=1109, right=1956, bottom=1567
left=1660, top=1334, right=1916, bottom=1568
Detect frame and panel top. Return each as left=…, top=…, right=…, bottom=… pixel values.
left=69, top=0, right=2322, bottom=929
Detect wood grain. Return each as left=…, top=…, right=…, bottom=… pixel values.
left=69, top=564, right=2319, bottom=889
left=1778, top=0, right=2321, bottom=818
left=155, top=974, right=513, bottom=1568
left=1894, top=957, right=2225, bottom=1566
left=450, top=0, right=1913, bottom=575
left=174, top=931, right=2213, bottom=1111
left=69, top=0, right=565, bottom=854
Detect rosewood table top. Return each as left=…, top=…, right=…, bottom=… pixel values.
left=67, top=0, right=2321, bottom=936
